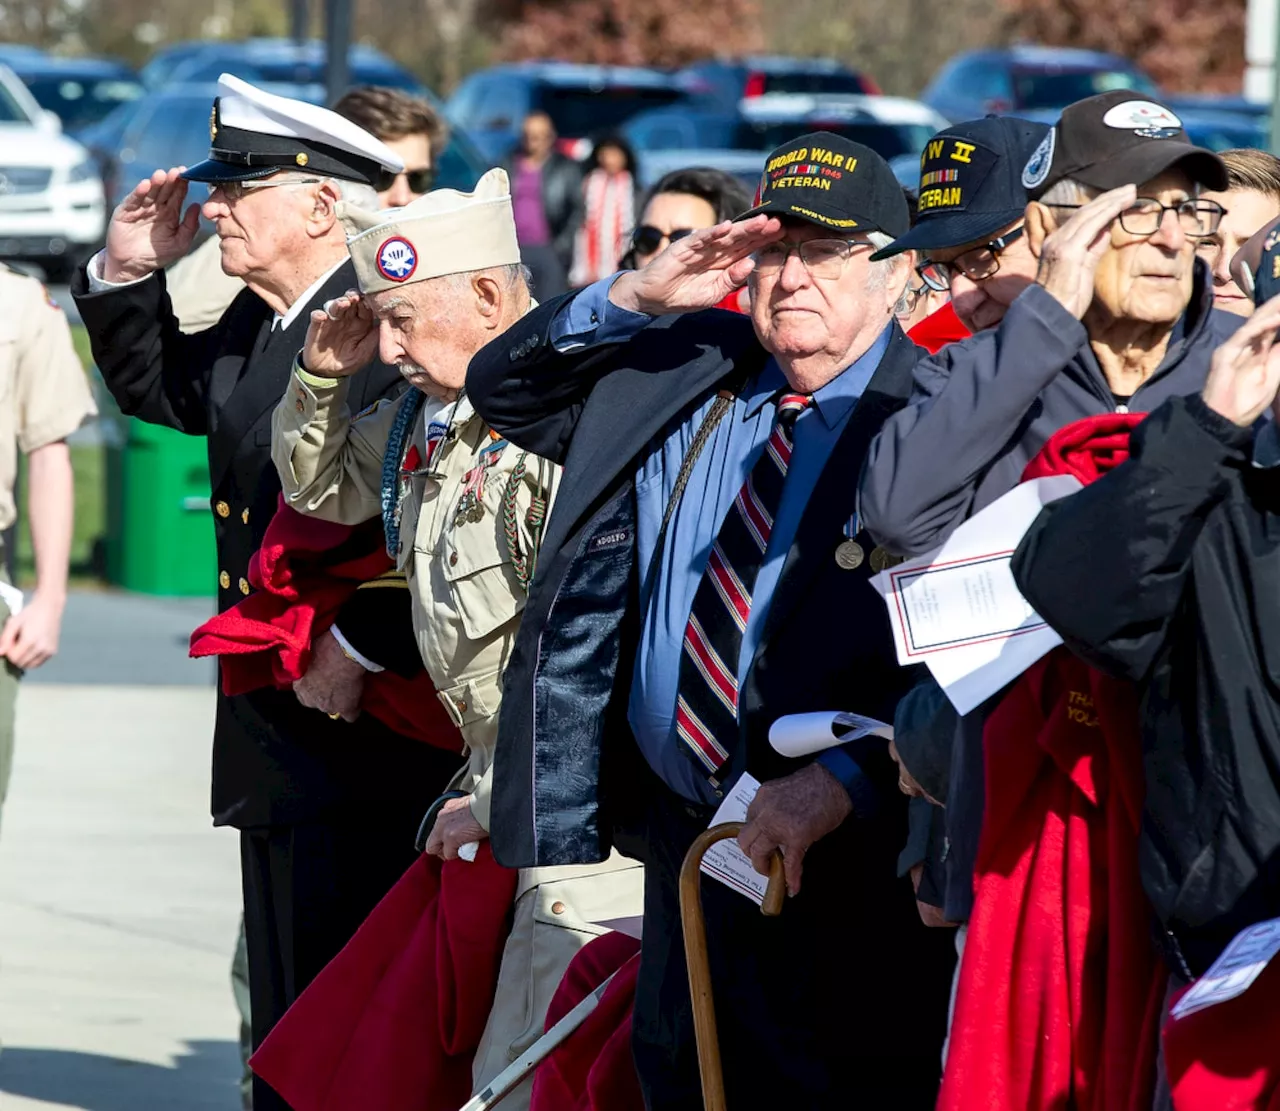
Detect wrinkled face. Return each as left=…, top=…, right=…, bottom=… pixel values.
left=1197, top=187, right=1280, bottom=316
left=203, top=174, right=320, bottom=281
left=369, top=280, right=481, bottom=399
left=378, top=132, right=433, bottom=209
left=748, top=220, right=892, bottom=371
left=925, top=219, right=1037, bottom=333
left=634, top=191, right=717, bottom=269
left=1090, top=169, right=1199, bottom=326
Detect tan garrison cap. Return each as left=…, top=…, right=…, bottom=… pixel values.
left=342, top=168, right=520, bottom=294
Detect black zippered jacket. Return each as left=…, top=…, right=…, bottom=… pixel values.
left=1013, top=395, right=1280, bottom=974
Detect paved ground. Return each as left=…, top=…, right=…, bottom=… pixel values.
left=0, top=592, right=242, bottom=1111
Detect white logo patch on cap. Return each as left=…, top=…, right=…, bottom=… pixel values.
left=376, top=236, right=418, bottom=283
left=1102, top=100, right=1182, bottom=134
left=1021, top=130, right=1056, bottom=190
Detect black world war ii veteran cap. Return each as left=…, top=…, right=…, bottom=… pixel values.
left=1020, top=90, right=1227, bottom=199
left=182, top=73, right=404, bottom=187
left=737, top=131, right=909, bottom=238
left=870, top=116, right=1050, bottom=260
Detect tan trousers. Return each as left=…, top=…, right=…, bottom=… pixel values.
left=470, top=853, right=645, bottom=1110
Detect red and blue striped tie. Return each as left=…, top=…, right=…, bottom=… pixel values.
left=675, top=391, right=812, bottom=783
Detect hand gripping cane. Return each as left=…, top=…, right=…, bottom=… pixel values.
left=679, top=822, right=786, bottom=1111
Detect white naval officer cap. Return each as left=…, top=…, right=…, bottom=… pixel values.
left=181, top=73, right=404, bottom=187
left=341, top=168, right=521, bottom=294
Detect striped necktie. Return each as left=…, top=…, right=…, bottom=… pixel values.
left=675, top=391, right=812, bottom=784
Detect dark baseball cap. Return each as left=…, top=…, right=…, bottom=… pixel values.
left=870, top=116, right=1051, bottom=261
left=737, top=131, right=909, bottom=238
left=1021, top=90, right=1227, bottom=199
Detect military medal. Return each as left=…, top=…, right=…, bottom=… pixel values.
left=870, top=546, right=905, bottom=574
left=453, top=439, right=508, bottom=527
left=835, top=511, right=863, bottom=570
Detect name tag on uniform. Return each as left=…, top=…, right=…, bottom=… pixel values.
left=587, top=529, right=631, bottom=554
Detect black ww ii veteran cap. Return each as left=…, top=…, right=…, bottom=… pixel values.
left=182, top=73, right=403, bottom=187
left=737, top=131, right=909, bottom=238
left=1020, top=90, right=1227, bottom=199
left=870, top=116, right=1050, bottom=260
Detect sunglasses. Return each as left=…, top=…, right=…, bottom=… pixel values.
left=632, top=225, right=695, bottom=256
left=374, top=167, right=437, bottom=194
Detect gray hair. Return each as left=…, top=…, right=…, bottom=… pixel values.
left=865, top=230, right=905, bottom=293
left=1038, top=177, right=1098, bottom=207
left=330, top=177, right=379, bottom=211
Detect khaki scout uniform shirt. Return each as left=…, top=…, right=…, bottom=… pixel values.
left=0, top=267, right=97, bottom=530
left=273, top=362, right=645, bottom=1100
left=273, top=367, right=558, bottom=827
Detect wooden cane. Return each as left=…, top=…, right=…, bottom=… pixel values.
left=679, top=822, right=785, bottom=1111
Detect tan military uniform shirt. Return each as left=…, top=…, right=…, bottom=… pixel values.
left=0, top=267, right=97, bottom=530
left=273, top=367, right=558, bottom=825
left=274, top=361, right=644, bottom=1105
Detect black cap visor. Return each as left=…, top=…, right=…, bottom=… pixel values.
left=1072, top=141, right=1228, bottom=195
left=870, top=206, right=1027, bottom=261
left=180, top=158, right=281, bottom=185
left=735, top=198, right=889, bottom=236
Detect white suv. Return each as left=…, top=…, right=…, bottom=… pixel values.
left=0, top=64, right=105, bottom=281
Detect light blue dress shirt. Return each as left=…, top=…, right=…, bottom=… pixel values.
left=551, top=276, right=892, bottom=806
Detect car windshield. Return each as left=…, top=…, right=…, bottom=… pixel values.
left=0, top=81, right=31, bottom=124
left=537, top=84, right=685, bottom=137
left=734, top=119, right=934, bottom=161
left=1012, top=68, right=1155, bottom=111
left=23, top=75, right=144, bottom=132
left=758, top=72, right=869, bottom=96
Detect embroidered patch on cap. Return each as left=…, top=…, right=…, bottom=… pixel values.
left=376, top=236, right=418, bottom=283
left=1021, top=130, right=1056, bottom=190
left=1101, top=100, right=1182, bottom=138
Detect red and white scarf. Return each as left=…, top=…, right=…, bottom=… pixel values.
left=571, top=169, right=634, bottom=286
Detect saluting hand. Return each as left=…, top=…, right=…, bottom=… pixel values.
left=738, top=762, right=852, bottom=897
left=1202, top=294, right=1280, bottom=426
left=608, top=215, right=784, bottom=317
left=104, top=168, right=202, bottom=283
left=1034, top=184, right=1137, bottom=320
left=303, top=290, right=380, bottom=378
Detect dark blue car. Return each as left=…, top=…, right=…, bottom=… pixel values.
left=6, top=55, right=143, bottom=138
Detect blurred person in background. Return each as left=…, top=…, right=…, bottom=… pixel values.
left=506, top=111, right=583, bottom=298
left=0, top=265, right=96, bottom=830
left=569, top=134, right=639, bottom=286
left=622, top=167, right=752, bottom=314
left=167, top=86, right=448, bottom=334
left=1196, top=147, right=1280, bottom=316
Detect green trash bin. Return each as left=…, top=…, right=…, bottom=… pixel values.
left=106, top=418, right=217, bottom=596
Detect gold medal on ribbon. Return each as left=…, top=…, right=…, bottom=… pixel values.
left=870, top=546, right=905, bottom=574
left=835, top=539, right=864, bottom=570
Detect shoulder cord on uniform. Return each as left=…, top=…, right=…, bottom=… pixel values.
left=380, top=389, right=427, bottom=558
left=501, top=451, right=550, bottom=593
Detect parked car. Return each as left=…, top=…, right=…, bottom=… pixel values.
left=0, top=64, right=105, bottom=281
left=139, top=38, right=422, bottom=95
left=921, top=46, right=1159, bottom=124
left=6, top=55, right=143, bottom=139
left=86, top=80, right=488, bottom=218
left=679, top=56, right=880, bottom=110
left=625, top=94, right=947, bottom=167
left=448, top=62, right=689, bottom=164
left=633, top=147, right=766, bottom=193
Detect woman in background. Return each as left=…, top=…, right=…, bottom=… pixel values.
left=570, top=135, right=640, bottom=286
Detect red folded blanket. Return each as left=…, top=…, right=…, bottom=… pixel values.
left=251, top=846, right=518, bottom=1111
left=907, top=301, right=970, bottom=354
left=189, top=498, right=458, bottom=749
left=1163, top=954, right=1280, bottom=1110
left=939, top=413, right=1166, bottom=1111
left=531, top=931, right=645, bottom=1111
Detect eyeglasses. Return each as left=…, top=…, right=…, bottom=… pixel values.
left=206, top=177, right=323, bottom=201
left=753, top=237, right=876, bottom=280
left=1047, top=198, right=1226, bottom=238
left=632, top=224, right=695, bottom=256
left=916, top=226, right=1025, bottom=292
left=374, top=167, right=436, bottom=194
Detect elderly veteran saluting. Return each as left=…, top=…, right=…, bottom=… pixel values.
left=857, top=92, right=1241, bottom=942
left=467, top=133, right=957, bottom=1109
left=271, top=169, right=643, bottom=1109
left=70, top=75, right=465, bottom=1111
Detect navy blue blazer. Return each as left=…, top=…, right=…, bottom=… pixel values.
left=468, top=297, right=921, bottom=867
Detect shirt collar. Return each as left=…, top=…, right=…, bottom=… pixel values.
left=272, top=258, right=347, bottom=331
left=744, top=322, right=894, bottom=428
